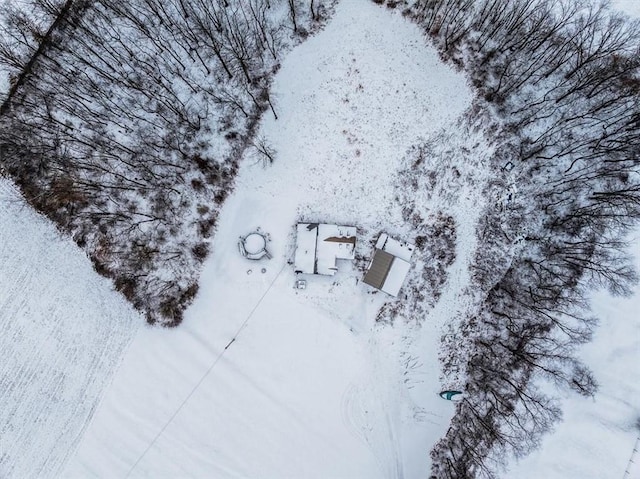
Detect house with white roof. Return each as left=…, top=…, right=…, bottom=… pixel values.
left=294, top=223, right=356, bottom=276
left=363, top=233, right=414, bottom=297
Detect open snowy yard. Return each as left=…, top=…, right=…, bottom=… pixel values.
left=63, top=1, right=475, bottom=477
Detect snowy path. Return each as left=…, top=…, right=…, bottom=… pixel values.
left=0, top=179, right=140, bottom=478
left=64, top=1, right=471, bottom=478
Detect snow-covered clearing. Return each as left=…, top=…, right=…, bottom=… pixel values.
left=0, top=179, right=140, bottom=478
left=5, top=0, right=637, bottom=477
left=63, top=1, right=475, bottom=477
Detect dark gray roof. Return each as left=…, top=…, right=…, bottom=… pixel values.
left=362, top=249, right=395, bottom=290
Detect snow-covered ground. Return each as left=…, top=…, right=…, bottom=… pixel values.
left=61, top=1, right=474, bottom=477
left=502, top=5, right=640, bottom=479
left=504, top=235, right=640, bottom=479
left=0, top=0, right=51, bottom=102
left=612, top=0, right=640, bottom=18
left=0, top=179, right=140, bottom=478
left=7, top=1, right=637, bottom=478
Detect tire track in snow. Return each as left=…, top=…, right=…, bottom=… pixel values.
left=341, top=335, right=406, bottom=479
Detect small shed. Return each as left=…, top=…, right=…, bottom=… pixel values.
left=294, top=223, right=356, bottom=275
left=363, top=233, right=414, bottom=297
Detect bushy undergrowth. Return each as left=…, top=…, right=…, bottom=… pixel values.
left=373, top=0, right=640, bottom=477
left=375, top=211, right=457, bottom=324
left=0, top=0, right=334, bottom=325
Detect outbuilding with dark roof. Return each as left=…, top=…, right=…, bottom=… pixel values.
left=362, top=233, right=414, bottom=297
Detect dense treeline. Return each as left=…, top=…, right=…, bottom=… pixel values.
left=0, top=0, right=74, bottom=106
left=395, top=0, right=640, bottom=477
left=1, top=0, right=638, bottom=473
left=0, top=0, right=329, bottom=325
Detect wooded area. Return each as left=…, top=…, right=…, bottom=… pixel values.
left=400, top=0, right=640, bottom=477
left=0, top=0, right=327, bottom=325
left=0, top=0, right=638, bottom=477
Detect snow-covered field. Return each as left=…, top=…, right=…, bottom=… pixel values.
left=0, top=180, right=140, bottom=477
left=61, top=1, right=475, bottom=477
left=3, top=0, right=639, bottom=478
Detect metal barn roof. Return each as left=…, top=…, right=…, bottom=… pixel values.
left=362, top=249, right=394, bottom=289
left=363, top=233, right=414, bottom=297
